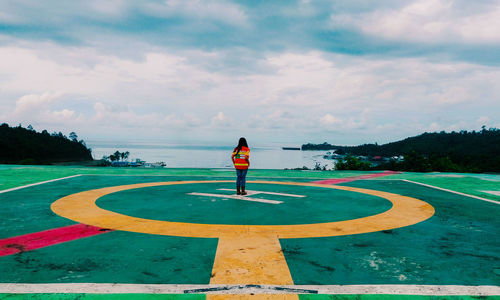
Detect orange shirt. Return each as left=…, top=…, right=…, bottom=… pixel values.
left=232, top=146, right=250, bottom=169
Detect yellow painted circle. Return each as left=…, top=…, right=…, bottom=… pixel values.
left=51, top=180, right=435, bottom=238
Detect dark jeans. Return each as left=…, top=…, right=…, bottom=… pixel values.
left=236, top=169, right=248, bottom=187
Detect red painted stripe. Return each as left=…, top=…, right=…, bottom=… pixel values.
left=312, top=171, right=399, bottom=185
left=0, top=224, right=113, bottom=257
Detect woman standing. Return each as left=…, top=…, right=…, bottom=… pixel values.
left=231, top=137, right=250, bottom=195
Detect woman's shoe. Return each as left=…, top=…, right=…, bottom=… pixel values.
left=237, top=186, right=241, bottom=195
left=241, top=187, right=247, bottom=195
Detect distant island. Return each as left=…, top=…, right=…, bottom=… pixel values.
left=0, top=123, right=92, bottom=165
left=302, top=127, right=500, bottom=173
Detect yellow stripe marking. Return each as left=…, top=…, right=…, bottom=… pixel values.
left=210, top=234, right=293, bottom=284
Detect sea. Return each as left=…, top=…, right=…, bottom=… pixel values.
left=87, top=140, right=335, bottom=170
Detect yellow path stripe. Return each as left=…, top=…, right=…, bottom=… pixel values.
left=209, top=234, right=299, bottom=300
left=210, top=234, right=293, bottom=285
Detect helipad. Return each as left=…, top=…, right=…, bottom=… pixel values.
left=0, top=166, right=499, bottom=299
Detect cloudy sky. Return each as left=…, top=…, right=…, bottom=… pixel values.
left=1, top=0, right=499, bottom=146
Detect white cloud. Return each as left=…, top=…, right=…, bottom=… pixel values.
left=320, top=114, right=342, bottom=126
left=5, top=92, right=83, bottom=128
left=428, top=122, right=441, bottom=131
left=93, top=102, right=128, bottom=120
left=163, top=114, right=202, bottom=128
left=1, top=42, right=499, bottom=143
left=14, top=91, right=64, bottom=114
left=211, top=111, right=233, bottom=127
left=92, top=102, right=166, bottom=128
left=317, top=110, right=370, bottom=132
left=52, top=109, right=75, bottom=119
left=331, top=0, right=500, bottom=44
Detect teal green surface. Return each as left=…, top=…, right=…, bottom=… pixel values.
left=0, top=165, right=378, bottom=191
left=2, top=165, right=498, bottom=203
left=0, top=175, right=221, bottom=284
left=97, top=182, right=391, bottom=225
left=0, top=294, right=205, bottom=299
left=1, top=168, right=499, bottom=288
left=282, top=180, right=500, bottom=285
left=388, top=172, right=500, bottom=201
left=1, top=176, right=192, bottom=238
left=0, top=175, right=227, bottom=239
left=0, top=230, right=217, bottom=284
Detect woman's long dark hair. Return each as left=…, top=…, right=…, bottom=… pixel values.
left=235, top=137, right=248, bottom=155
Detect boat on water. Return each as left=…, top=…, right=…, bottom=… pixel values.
left=282, top=147, right=301, bottom=150
left=323, top=153, right=343, bottom=159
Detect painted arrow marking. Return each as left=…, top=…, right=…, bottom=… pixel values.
left=188, top=189, right=306, bottom=205
left=187, top=192, right=284, bottom=204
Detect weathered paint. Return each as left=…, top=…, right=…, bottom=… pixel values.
left=50, top=180, right=435, bottom=238
left=1, top=284, right=499, bottom=296
left=1, top=168, right=498, bottom=299
left=210, top=235, right=294, bottom=284
left=0, top=224, right=111, bottom=257
left=99, top=183, right=390, bottom=226
left=208, top=235, right=299, bottom=300
left=49, top=179, right=434, bottom=300
left=282, top=180, right=500, bottom=286
left=0, top=230, right=218, bottom=284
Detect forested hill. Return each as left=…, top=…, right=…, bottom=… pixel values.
left=0, top=123, right=92, bottom=164
left=303, top=128, right=500, bottom=157
left=302, top=128, right=500, bottom=172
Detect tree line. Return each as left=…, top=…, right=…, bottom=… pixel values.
left=303, top=127, right=500, bottom=173
left=0, top=123, right=92, bottom=164
left=102, top=151, right=130, bottom=162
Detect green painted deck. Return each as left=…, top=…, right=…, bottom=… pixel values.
left=0, top=166, right=499, bottom=299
